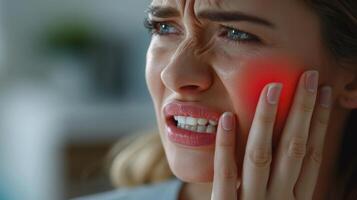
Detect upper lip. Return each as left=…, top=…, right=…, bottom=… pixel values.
left=163, top=100, right=222, bottom=122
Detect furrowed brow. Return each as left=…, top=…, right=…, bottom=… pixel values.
left=197, top=10, right=275, bottom=28
left=146, top=6, right=275, bottom=29
left=146, top=6, right=180, bottom=18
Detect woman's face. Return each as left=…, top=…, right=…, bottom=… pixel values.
left=145, top=0, right=337, bottom=182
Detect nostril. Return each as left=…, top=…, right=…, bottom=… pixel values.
left=180, top=85, right=200, bottom=91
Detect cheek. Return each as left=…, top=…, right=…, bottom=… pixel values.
left=223, top=57, right=304, bottom=146
left=145, top=43, right=169, bottom=99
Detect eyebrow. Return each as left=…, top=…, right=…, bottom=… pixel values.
left=198, top=10, right=275, bottom=28
left=146, top=6, right=180, bottom=18
left=146, top=6, right=275, bottom=28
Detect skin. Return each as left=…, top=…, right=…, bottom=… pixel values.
left=145, top=0, right=357, bottom=199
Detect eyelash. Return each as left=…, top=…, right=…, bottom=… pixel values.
left=219, top=25, right=261, bottom=45
left=144, top=18, right=180, bottom=36
left=143, top=18, right=261, bottom=44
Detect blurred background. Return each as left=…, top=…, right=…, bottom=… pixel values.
left=0, top=0, right=155, bottom=199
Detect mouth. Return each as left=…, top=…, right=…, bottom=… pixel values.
left=171, top=115, right=218, bottom=134
left=163, top=101, right=222, bottom=147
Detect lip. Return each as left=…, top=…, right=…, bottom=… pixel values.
left=164, top=101, right=222, bottom=121
left=163, top=101, right=222, bottom=147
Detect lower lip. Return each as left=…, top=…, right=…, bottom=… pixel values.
left=166, top=119, right=216, bottom=147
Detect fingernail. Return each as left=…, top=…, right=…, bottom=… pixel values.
left=267, top=83, right=283, bottom=105
left=305, top=70, right=319, bottom=93
left=222, top=112, right=234, bottom=132
left=319, top=86, right=332, bottom=108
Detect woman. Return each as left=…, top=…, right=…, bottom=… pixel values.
left=76, top=0, right=357, bottom=199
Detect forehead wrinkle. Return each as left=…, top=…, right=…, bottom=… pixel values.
left=185, top=0, right=206, bottom=33
left=174, top=0, right=224, bottom=17
left=195, top=36, right=215, bottom=57
left=150, top=0, right=224, bottom=18
left=176, top=0, right=186, bottom=12
left=195, top=0, right=224, bottom=10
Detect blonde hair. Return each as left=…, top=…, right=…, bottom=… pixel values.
left=109, top=130, right=173, bottom=187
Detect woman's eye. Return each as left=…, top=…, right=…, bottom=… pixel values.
left=156, top=23, right=178, bottom=35
left=220, top=26, right=260, bottom=43
left=144, top=18, right=179, bottom=36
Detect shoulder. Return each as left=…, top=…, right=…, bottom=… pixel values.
left=72, top=178, right=183, bottom=200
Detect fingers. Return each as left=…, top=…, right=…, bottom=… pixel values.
left=294, top=86, right=332, bottom=199
left=240, top=83, right=282, bottom=200
left=268, top=70, right=319, bottom=198
left=211, top=112, right=238, bottom=200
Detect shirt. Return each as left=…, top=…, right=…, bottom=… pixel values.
left=72, top=178, right=184, bottom=200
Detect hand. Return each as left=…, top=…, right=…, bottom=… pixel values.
left=211, top=70, right=332, bottom=200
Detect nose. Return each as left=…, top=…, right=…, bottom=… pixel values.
left=161, top=41, right=213, bottom=97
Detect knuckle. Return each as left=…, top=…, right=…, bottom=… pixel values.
left=307, top=147, right=323, bottom=164
left=315, top=115, right=330, bottom=126
left=248, top=148, right=272, bottom=168
left=299, top=101, right=315, bottom=113
left=305, top=89, right=317, bottom=99
left=287, top=137, right=307, bottom=159
left=218, top=140, right=235, bottom=149
left=257, top=113, right=276, bottom=124
left=217, top=164, right=237, bottom=180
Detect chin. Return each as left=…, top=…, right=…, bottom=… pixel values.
left=165, top=144, right=215, bottom=183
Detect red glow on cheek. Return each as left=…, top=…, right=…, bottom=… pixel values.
left=239, top=57, right=304, bottom=145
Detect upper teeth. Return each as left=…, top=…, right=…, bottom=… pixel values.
left=173, top=116, right=218, bottom=133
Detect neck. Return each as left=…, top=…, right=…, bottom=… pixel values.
left=179, top=181, right=212, bottom=200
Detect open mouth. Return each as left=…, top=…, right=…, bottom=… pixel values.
left=171, top=115, right=218, bottom=134
left=163, top=101, right=221, bottom=146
